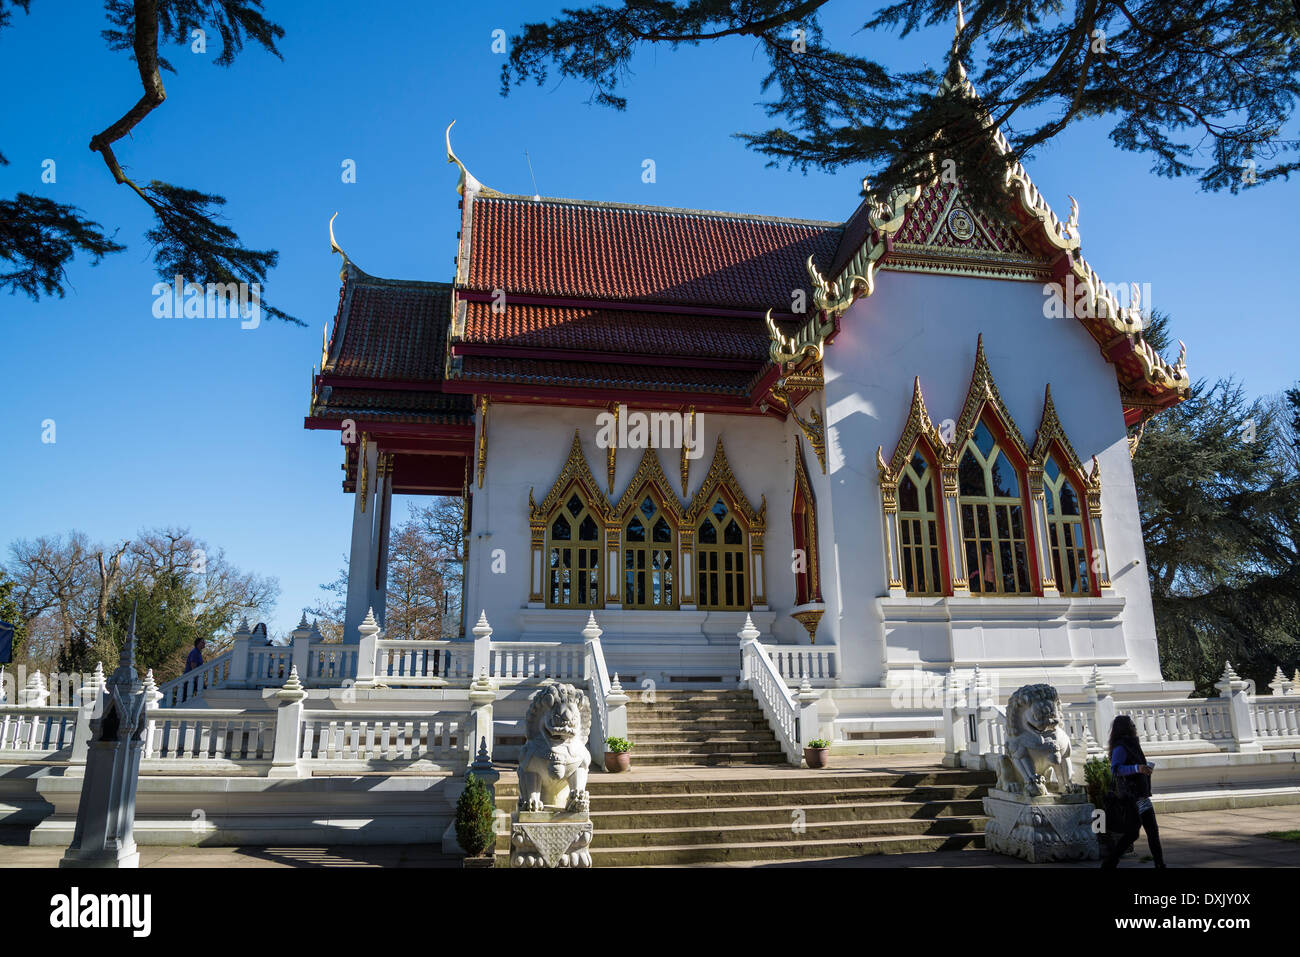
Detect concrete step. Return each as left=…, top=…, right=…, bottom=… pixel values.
left=579, top=799, right=987, bottom=830
left=499, top=784, right=990, bottom=812
left=497, top=831, right=986, bottom=866
left=495, top=769, right=994, bottom=797
left=632, top=740, right=785, bottom=756
left=626, top=719, right=771, bottom=732
left=628, top=752, right=790, bottom=767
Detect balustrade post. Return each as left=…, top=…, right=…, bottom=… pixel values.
left=268, top=665, right=307, bottom=777
left=353, top=608, right=381, bottom=690
left=1084, top=666, right=1115, bottom=757
left=1269, top=667, right=1291, bottom=697
left=605, top=673, right=629, bottom=743
left=467, top=670, right=497, bottom=769
left=1215, top=662, right=1262, bottom=753
left=796, top=678, right=821, bottom=757
left=940, top=668, right=968, bottom=767
left=738, top=615, right=760, bottom=688
left=68, top=663, right=106, bottom=773
left=225, top=619, right=253, bottom=688
left=17, top=669, right=50, bottom=707
left=472, top=611, right=493, bottom=680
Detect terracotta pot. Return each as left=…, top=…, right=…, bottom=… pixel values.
left=605, top=751, right=631, bottom=773
left=803, top=747, right=830, bottom=769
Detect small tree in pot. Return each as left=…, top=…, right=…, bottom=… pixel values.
left=804, top=738, right=831, bottom=769
left=456, top=772, right=497, bottom=866
left=605, top=736, right=633, bottom=772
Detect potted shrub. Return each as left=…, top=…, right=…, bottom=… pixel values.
left=456, top=772, right=497, bottom=867
left=1084, top=756, right=1115, bottom=856
left=804, top=737, right=831, bottom=769
left=605, top=736, right=633, bottom=772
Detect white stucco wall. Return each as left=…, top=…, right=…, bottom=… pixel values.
left=822, top=269, right=1160, bottom=685
left=464, top=403, right=811, bottom=647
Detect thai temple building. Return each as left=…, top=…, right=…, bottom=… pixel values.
left=303, top=98, right=1196, bottom=742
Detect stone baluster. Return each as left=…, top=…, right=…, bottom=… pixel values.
left=467, top=670, right=497, bottom=769
left=268, top=665, right=308, bottom=778
left=353, top=608, right=382, bottom=690
left=1214, top=662, right=1262, bottom=753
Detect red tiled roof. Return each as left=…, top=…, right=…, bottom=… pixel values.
left=459, top=300, right=784, bottom=363
left=465, top=196, right=841, bottom=310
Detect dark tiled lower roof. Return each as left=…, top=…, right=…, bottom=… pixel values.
left=326, top=274, right=453, bottom=381
left=311, top=387, right=473, bottom=426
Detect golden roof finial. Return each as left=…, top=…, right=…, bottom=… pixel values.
left=328, top=212, right=354, bottom=282
left=446, top=120, right=501, bottom=198
left=955, top=0, right=966, bottom=37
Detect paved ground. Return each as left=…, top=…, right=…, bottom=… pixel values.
left=1, top=805, right=1296, bottom=867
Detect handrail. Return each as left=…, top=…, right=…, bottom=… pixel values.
left=584, top=626, right=612, bottom=764
left=741, top=638, right=801, bottom=764
left=157, top=650, right=234, bottom=707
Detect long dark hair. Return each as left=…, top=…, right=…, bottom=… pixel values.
left=1107, top=714, right=1146, bottom=764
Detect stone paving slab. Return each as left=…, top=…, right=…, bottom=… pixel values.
left=0, top=806, right=1294, bottom=868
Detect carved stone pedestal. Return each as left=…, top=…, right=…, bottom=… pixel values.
left=981, top=789, right=1099, bottom=863
left=509, top=810, right=593, bottom=868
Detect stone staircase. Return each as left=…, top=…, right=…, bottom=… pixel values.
left=494, top=767, right=991, bottom=866
left=623, top=688, right=787, bottom=766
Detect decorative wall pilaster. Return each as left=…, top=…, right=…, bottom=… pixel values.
left=1027, top=465, right=1059, bottom=597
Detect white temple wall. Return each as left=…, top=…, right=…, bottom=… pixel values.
left=822, top=269, right=1162, bottom=686
left=465, top=402, right=808, bottom=648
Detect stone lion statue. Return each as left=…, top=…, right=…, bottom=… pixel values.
left=517, top=682, right=591, bottom=813
left=995, top=684, right=1077, bottom=796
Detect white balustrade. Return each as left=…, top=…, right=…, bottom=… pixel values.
left=373, top=639, right=473, bottom=685
left=298, top=710, right=465, bottom=765
left=158, top=651, right=233, bottom=707
left=761, top=644, right=838, bottom=685
left=741, top=638, right=801, bottom=764
left=305, top=643, right=358, bottom=684
left=0, top=706, right=78, bottom=755
left=488, top=641, right=585, bottom=683
left=1251, top=697, right=1300, bottom=745
left=142, top=709, right=275, bottom=762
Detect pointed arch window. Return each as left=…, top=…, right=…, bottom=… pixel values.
left=792, top=443, right=823, bottom=605
left=878, top=377, right=952, bottom=597
left=623, top=496, right=676, bottom=609
left=685, top=439, right=766, bottom=610
left=529, top=432, right=609, bottom=609
left=898, top=451, right=945, bottom=596
left=1042, top=456, right=1091, bottom=595
left=958, top=419, right=1033, bottom=595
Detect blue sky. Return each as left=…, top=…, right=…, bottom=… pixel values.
left=0, top=1, right=1294, bottom=637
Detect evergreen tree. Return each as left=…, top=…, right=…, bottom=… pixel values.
left=0, top=572, right=26, bottom=659
left=502, top=1, right=1300, bottom=208
left=104, top=571, right=210, bottom=679
left=1133, top=376, right=1300, bottom=694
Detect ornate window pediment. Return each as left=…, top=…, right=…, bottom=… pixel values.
left=1031, top=386, right=1105, bottom=596
left=684, top=438, right=767, bottom=610
left=529, top=432, right=610, bottom=609
left=614, top=449, right=683, bottom=610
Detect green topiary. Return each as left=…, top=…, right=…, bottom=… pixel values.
left=605, top=736, right=633, bottom=753
left=455, top=772, right=496, bottom=858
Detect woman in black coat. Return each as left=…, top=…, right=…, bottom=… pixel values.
left=1101, top=714, right=1167, bottom=868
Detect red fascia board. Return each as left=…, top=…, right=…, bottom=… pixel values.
left=449, top=342, right=760, bottom=372
left=439, top=379, right=763, bottom=413
left=454, top=288, right=808, bottom=322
